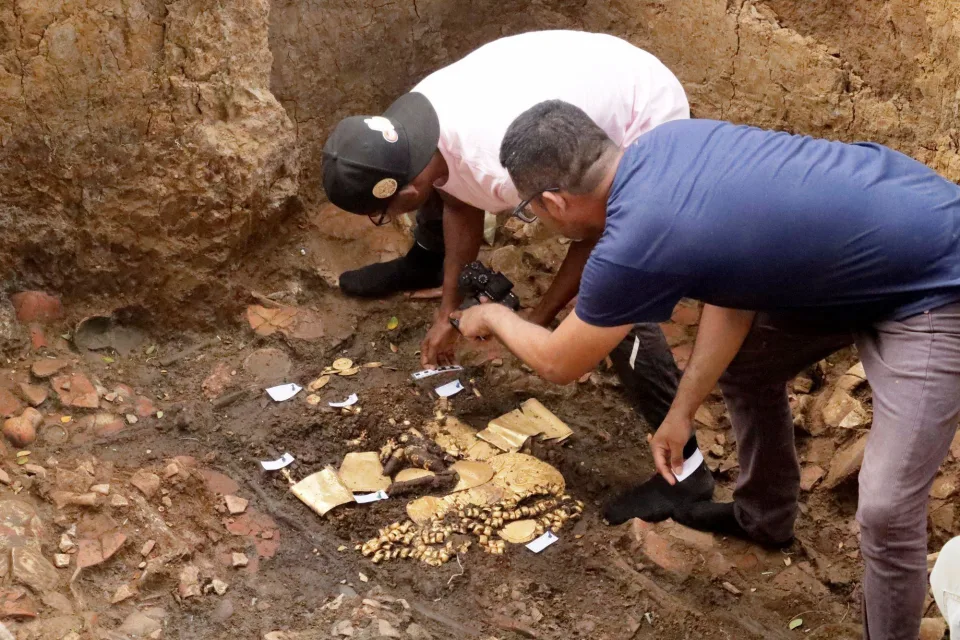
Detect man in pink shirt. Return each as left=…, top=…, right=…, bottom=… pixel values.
left=322, top=30, right=703, bottom=524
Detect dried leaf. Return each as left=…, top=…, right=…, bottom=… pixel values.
left=102, top=356, right=115, bottom=363
left=788, top=618, right=803, bottom=630
left=387, top=316, right=399, bottom=331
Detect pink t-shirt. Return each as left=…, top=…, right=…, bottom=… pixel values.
left=412, top=31, right=690, bottom=213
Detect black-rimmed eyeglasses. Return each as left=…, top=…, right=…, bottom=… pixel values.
left=511, top=187, right=560, bottom=223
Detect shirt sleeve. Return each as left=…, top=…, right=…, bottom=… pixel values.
left=575, top=255, right=690, bottom=327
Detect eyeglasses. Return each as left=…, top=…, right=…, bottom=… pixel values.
left=368, top=208, right=390, bottom=226
left=511, top=187, right=560, bottom=223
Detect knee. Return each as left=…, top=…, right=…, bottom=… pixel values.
left=856, top=493, right=926, bottom=554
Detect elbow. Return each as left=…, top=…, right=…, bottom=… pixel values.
left=540, top=363, right=580, bottom=386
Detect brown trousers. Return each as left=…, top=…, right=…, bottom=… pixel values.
left=722, top=302, right=960, bottom=640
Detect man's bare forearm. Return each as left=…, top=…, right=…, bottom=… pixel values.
left=668, top=305, right=756, bottom=419
left=438, top=203, right=485, bottom=316
left=529, top=239, right=597, bottom=325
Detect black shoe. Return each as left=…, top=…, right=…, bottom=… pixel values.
left=339, top=244, right=444, bottom=298
left=603, top=460, right=715, bottom=525
left=674, top=501, right=794, bottom=549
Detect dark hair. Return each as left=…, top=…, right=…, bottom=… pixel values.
left=500, top=100, right=617, bottom=197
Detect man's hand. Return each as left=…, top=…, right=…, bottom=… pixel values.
left=649, top=411, right=694, bottom=486
left=449, top=304, right=498, bottom=340
left=420, top=319, right=460, bottom=367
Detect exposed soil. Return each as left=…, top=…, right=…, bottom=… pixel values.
left=3, top=202, right=952, bottom=640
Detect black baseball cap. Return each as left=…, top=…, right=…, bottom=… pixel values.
left=322, top=92, right=440, bottom=215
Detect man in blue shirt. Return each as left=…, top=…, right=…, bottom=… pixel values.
left=454, top=100, right=960, bottom=640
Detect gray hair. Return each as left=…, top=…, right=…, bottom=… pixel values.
left=500, top=100, right=617, bottom=197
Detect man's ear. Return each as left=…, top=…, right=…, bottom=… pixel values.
left=386, top=183, right=422, bottom=215
left=540, top=190, right=568, bottom=218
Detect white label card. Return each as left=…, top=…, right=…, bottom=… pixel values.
left=329, top=394, right=359, bottom=408
left=674, top=448, right=705, bottom=483
left=354, top=490, right=389, bottom=504
left=435, top=380, right=464, bottom=398
left=266, top=383, right=302, bottom=402
left=526, top=531, right=559, bottom=553
left=261, top=453, right=295, bottom=471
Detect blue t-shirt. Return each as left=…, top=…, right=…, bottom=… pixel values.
left=576, top=120, right=960, bottom=328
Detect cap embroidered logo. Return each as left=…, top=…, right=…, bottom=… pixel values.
left=372, top=178, right=398, bottom=199
left=364, top=116, right=398, bottom=144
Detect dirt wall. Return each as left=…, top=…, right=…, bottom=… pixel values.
left=269, top=0, right=960, bottom=204
left=0, top=0, right=298, bottom=320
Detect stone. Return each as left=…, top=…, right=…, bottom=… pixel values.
left=54, top=554, right=71, bottom=568
left=118, top=609, right=165, bottom=637
left=23, top=463, right=45, bottom=478
left=332, top=619, right=355, bottom=636
left=41, top=592, right=74, bottom=615
left=210, top=578, right=229, bottom=596
left=110, top=494, right=130, bottom=507
left=694, top=405, right=717, bottom=429
left=126, top=414, right=139, bottom=425
left=178, top=565, right=202, bottom=598
left=0, top=388, right=23, bottom=418
left=800, top=465, right=825, bottom=492
left=836, top=362, right=867, bottom=392
left=52, top=374, right=100, bottom=409
left=225, top=495, right=249, bottom=515
left=232, top=552, right=249, bottom=568
left=405, top=623, right=433, bottom=640
left=111, top=584, right=137, bottom=604
left=721, top=581, right=742, bottom=596
left=31, top=359, right=69, bottom=379
left=131, top=469, right=161, bottom=498
left=2, top=416, right=35, bottom=447
left=91, top=484, right=110, bottom=495
left=11, top=547, right=59, bottom=592
left=639, top=530, right=694, bottom=580
left=18, top=383, right=48, bottom=407
left=931, top=475, right=958, bottom=500
left=10, top=292, right=63, bottom=324
left=0, top=587, right=38, bottom=619
left=76, top=531, right=126, bottom=568
left=200, top=469, right=240, bottom=495
left=141, top=540, right=157, bottom=556
left=930, top=503, right=956, bottom=531
left=663, top=521, right=715, bottom=551
left=60, top=534, right=76, bottom=553
left=919, top=617, right=947, bottom=640
left=377, top=619, right=402, bottom=638
left=793, top=376, right=814, bottom=393
left=822, top=391, right=866, bottom=429
left=824, top=434, right=869, bottom=489
left=0, top=469, right=9, bottom=485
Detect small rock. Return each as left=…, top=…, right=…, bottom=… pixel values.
left=131, top=469, right=161, bottom=498
left=118, top=609, right=164, bottom=637
left=822, top=390, right=865, bottom=428
left=59, top=534, right=76, bottom=553
left=332, top=619, right=355, bottom=637
left=3, top=415, right=36, bottom=447
left=210, top=578, right=228, bottom=596
left=141, top=540, right=156, bottom=556
left=31, top=358, right=68, bottom=379
left=18, top=383, right=48, bottom=407
left=110, top=493, right=129, bottom=507
left=161, top=496, right=172, bottom=507
left=931, top=476, right=958, bottom=500
left=52, top=373, right=100, bottom=409
left=23, top=463, right=45, bottom=477
left=406, top=623, right=433, bottom=640
left=0, top=388, right=23, bottom=418
left=91, top=483, right=110, bottom=495
left=232, top=552, right=248, bottom=568
left=224, top=495, right=248, bottom=515
left=721, top=581, right=742, bottom=596
left=54, top=554, right=71, bottom=568
left=163, top=462, right=180, bottom=479
left=126, top=414, right=139, bottom=425
left=694, top=405, right=717, bottom=429
left=709, top=443, right=725, bottom=457
left=824, top=434, right=869, bottom=489
left=178, top=565, right=202, bottom=599
left=919, top=617, right=947, bottom=640
left=377, top=619, right=402, bottom=638
left=793, top=376, right=814, bottom=394
left=0, top=469, right=10, bottom=485
left=104, top=392, right=118, bottom=402
left=111, top=584, right=137, bottom=604
left=800, top=465, right=825, bottom=492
